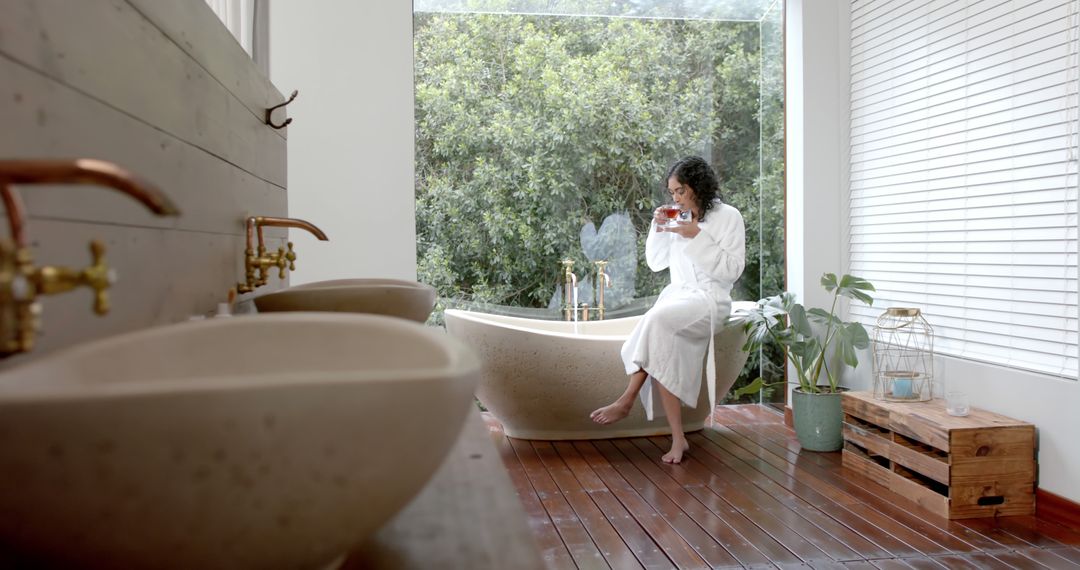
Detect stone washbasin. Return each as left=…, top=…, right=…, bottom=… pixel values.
left=0, top=313, right=479, bottom=570
left=254, top=279, right=438, bottom=323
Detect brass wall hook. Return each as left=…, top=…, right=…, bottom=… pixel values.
left=265, top=89, right=298, bottom=129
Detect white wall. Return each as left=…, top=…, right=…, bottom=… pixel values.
left=787, top=0, right=1080, bottom=504
left=269, top=1, right=417, bottom=285
left=0, top=0, right=288, bottom=365
left=785, top=0, right=851, bottom=403
left=785, top=0, right=848, bottom=311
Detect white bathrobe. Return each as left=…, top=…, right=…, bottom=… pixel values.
left=620, top=200, right=746, bottom=420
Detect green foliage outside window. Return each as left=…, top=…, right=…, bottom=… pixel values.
left=414, top=12, right=786, bottom=402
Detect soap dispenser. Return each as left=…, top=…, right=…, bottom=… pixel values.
left=213, top=288, right=237, bottom=318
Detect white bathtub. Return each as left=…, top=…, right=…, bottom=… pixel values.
left=444, top=301, right=754, bottom=439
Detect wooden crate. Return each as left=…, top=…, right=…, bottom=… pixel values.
left=841, top=391, right=1036, bottom=519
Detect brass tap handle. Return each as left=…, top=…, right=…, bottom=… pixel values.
left=284, top=242, right=296, bottom=271
left=32, top=240, right=114, bottom=315
left=594, top=260, right=611, bottom=283
left=84, top=240, right=112, bottom=315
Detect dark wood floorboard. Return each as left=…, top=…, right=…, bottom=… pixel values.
left=734, top=421, right=1008, bottom=555
left=485, top=406, right=1077, bottom=569
left=508, top=437, right=610, bottom=569
left=1050, top=548, right=1080, bottom=565
left=571, top=441, right=713, bottom=569
left=533, top=441, right=646, bottom=569
left=491, top=429, right=578, bottom=568
left=552, top=441, right=675, bottom=569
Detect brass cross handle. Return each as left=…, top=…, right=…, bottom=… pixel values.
left=33, top=239, right=115, bottom=315
left=272, top=242, right=296, bottom=279
left=283, top=242, right=296, bottom=271
left=83, top=240, right=113, bottom=315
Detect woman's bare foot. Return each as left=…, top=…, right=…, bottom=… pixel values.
left=590, top=400, right=632, bottom=424
left=662, top=438, right=689, bottom=464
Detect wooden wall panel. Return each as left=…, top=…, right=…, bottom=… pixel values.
left=0, top=55, right=285, bottom=233
left=0, top=0, right=286, bottom=186
left=0, top=0, right=289, bottom=365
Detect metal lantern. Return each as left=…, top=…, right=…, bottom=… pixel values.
left=872, top=307, right=934, bottom=402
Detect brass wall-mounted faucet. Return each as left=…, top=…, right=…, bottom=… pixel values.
left=593, top=260, right=613, bottom=320
left=237, top=216, right=329, bottom=293
left=0, top=159, right=181, bottom=356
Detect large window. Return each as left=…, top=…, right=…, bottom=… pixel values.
left=848, top=0, right=1079, bottom=378
left=202, top=0, right=268, bottom=73
left=414, top=1, right=786, bottom=401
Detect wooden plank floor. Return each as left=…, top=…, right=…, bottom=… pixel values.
left=485, top=405, right=1080, bottom=570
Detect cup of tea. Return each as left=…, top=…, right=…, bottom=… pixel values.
left=660, top=204, right=682, bottom=229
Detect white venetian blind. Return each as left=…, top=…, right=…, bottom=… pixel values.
left=204, top=0, right=256, bottom=55
left=848, top=0, right=1080, bottom=377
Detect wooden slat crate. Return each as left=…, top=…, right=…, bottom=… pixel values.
left=841, top=391, right=1036, bottom=519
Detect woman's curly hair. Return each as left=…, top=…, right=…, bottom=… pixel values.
left=665, top=155, right=722, bottom=222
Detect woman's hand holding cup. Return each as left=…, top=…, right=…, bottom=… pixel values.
left=653, top=206, right=669, bottom=230
left=653, top=205, right=700, bottom=238
left=655, top=204, right=683, bottom=232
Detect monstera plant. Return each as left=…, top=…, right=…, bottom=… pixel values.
left=735, top=273, right=875, bottom=451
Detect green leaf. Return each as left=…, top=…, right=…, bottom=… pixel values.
left=837, top=334, right=860, bottom=368
left=806, top=307, right=840, bottom=328
left=820, top=273, right=838, bottom=292
left=835, top=274, right=875, bottom=307
left=833, top=322, right=869, bottom=368
left=789, top=338, right=821, bottom=365
left=731, top=377, right=764, bottom=399
left=788, top=304, right=812, bottom=337
left=846, top=289, right=874, bottom=306
left=845, top=322, right=870, bottom=349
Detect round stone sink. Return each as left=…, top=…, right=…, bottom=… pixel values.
left=254, top=279, right=437, bottom=323
left=0, top=313, right=479, bottom=570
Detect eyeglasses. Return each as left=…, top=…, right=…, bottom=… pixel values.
left=667, top=186, right=687, bottom=198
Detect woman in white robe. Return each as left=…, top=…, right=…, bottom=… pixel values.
left=590, top=156, right=745, bottom=463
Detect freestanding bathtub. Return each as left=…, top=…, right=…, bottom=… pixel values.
left=444, top=301, right=754, bottom=439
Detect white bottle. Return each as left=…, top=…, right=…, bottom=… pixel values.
left=214, top=302, right=233, bottom=318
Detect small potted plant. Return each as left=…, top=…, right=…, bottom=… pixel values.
left=735, top=273, right=875, bottom=451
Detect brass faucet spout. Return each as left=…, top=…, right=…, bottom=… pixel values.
left=0, top=159, right=180, bottom=215
left=0, top=159, right=180, bottom=248
left=561, top=259, right=578, bottom=321
left=594, top=260, right=612, bottom=320
left=254, top=216, right=329, bottom=240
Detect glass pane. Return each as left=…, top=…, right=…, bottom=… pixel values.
left=413, top=2, right=785, bottom=405
left=744, top=0, right=786, bottom=407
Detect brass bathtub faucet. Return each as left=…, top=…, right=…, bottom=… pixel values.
left=561, top=259, right=613, bottom=321
left=593, top=260, right=613, bottom=320
left=237, top=216, right=329, bottom=294
left=561, top=259, right=578, bottom=321
left=0, top=159, right=180, bottom=356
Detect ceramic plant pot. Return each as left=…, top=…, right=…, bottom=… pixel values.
left=791, top=387, right=847, bottom=452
